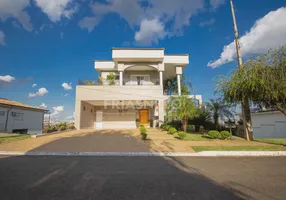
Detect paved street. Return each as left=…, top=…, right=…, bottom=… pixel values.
left=0, top=156, right=285, bottom=200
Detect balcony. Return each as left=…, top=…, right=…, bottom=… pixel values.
left=76, top=83, right=164, bottom=101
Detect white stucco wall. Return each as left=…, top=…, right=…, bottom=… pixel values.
left=0, top=106, right=44, bottom=135
left=81, top=101, right=95, bottom=129
left=76, top=85, right=164, bottom=101
left=252, top=111, right=286, bottom=138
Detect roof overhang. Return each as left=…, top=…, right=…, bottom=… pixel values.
left=112, top=48, right=164, bottom=62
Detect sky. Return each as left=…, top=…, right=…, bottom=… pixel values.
left=0, top=0, right=286, bottom=121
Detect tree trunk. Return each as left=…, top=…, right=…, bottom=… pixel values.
left=182, top=118, right=187, bottom=133
left=242, top=99, right=253, bottom=141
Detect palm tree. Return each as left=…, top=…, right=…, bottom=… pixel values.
left=188, top=109, right=213, bottom=132
left=166, top=96, right=199, bottom=132
left=206, top=99, right=234, bottom=130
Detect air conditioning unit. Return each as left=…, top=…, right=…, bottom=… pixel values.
left=11, top=112, right=17, bottom=117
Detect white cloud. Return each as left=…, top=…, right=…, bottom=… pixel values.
left=39, top=103, right=47, bottom=109
left=0, top=30, right=5, bottom=45
left=86, top=0, right=222, bottom=41
left=65, top=112, right=75, bottom=120
left=0, top=75, right=15, bottom=82
left=62, top=82, right=72, bottom=90
left=28, top=87, right=48, bottom=98
left=34, top=0, right=76, bottom=22
left=208, top=7, right=286, bottom=68
left=78, top=16, right=100, bottom=32
left=210, top=0, right=225, bottom=9
left=0, top=0, right=32, bottom=31
left=50, top=106, right=64, bottom=117
left=32, top=83, right=37, bottom=87
left=135, top=18, right=166, bottom=45
left=64, top=93, right=69, bottom=97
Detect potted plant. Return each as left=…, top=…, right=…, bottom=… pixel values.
left=107, top=73, right=116, bottom=85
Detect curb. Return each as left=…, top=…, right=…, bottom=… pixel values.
left=0, top=151, right=286, bottom=157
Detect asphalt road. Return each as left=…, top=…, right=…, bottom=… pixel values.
left=0, top=156, right=285, bottom=200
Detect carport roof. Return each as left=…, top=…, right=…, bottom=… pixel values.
left=0, top=98, right=48, bottom=112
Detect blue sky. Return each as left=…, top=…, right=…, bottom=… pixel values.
left=0, top=0, right=286, bottom=121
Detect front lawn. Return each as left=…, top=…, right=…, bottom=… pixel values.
left=193, top=145, right=286, bottom=152
left=183, top=133, right=243, bottom=141
left=255, top=138, right=286, bottom=146
left=184, top=133, right=210, bottom=141
left=0, top=133, right=30, bottom=144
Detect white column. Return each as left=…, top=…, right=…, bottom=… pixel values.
left=74, top=100, right=82, bottom=130
left=158, top=100, right=165, bottom=126
left=159, top=71, right=163, bottom=86
left=119, top=71, right=123, bottom=86
left=177, top=74, right=181, bottom=96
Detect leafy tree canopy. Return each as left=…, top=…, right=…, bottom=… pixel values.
left=216, top=46, right=286, bottom=115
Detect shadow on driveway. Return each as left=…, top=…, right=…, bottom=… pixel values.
left=0, top=155, right=249, bottom=200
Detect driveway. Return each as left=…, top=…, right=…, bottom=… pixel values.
left=0, top=130, right=151, bottom=152
left=0, top=156, right=285, bottom=200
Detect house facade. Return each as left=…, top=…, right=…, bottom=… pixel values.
left=75, top=48, right=202, bottom=129
left=0, top=98, right=47, bottom=135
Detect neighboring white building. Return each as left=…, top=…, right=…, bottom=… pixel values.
left=75, top=48, right=202, bottom=130
left=0, top=98, right=47, bottom=135
left=252, top=111, right=286, bottom=138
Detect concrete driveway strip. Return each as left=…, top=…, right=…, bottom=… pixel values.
left=0, top=156, right=285, bottom=200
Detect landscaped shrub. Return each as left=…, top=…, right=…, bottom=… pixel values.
left=140, top=125, right=147, bottom=140
left=205, top=130, right=221, bottom=139
left=164, top=125, right=171, bottom=131
left=68, top=125, right=75, bottom=130
left=177, top=131, right=187, bottom=140
left=168, top=127, right=177, bottom=135
left=220, top=131, right=231, bottom=140
left=160, top=123, right=166, bottom=129
left=187, top=125, right=195, bottom=133
left=59, top=126, right=67, bottom=131
left=168, top=120, right=182, bottom=131
left=43, top=128, right=48, bottom=133
left=47, top=127, right=55, bottom=133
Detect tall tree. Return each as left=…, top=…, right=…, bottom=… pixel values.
left=206, top=99, right=234, bottom=130
left=216, top=46, right=286, bottom=116
left=166, top=96, right=199, bottom=132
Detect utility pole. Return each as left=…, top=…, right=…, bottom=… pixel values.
left=230, top=0, right=252, bottom=140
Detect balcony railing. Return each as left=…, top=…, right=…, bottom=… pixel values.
left=78, top=79, right=160, bottom=86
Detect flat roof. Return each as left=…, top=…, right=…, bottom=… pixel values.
left=0, top=98, right=48, bottom=112
left=165, top=54, right=189, bottom=56
left=112, top=47, right=165, bottom=50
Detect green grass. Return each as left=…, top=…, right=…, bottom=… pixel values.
left=255, top=138, right=286, bottom=146
left=193, top=145, right=286, bottom=152
left=183, top=133, right=211, bottom=141
left=183, top=133, right=244, bottom=141
left=0, top=133, right=30, bottom=144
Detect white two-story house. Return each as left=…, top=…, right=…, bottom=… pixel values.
left=75, top=48, right=202, bottom=130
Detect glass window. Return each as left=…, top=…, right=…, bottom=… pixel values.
left=0, top=111, right=5, bottom=116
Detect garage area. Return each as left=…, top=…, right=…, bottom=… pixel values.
left=78, top=100, right=157, bottom=130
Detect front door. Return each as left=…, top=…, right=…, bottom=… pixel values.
left=139, top=109, right=149, bottom=124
